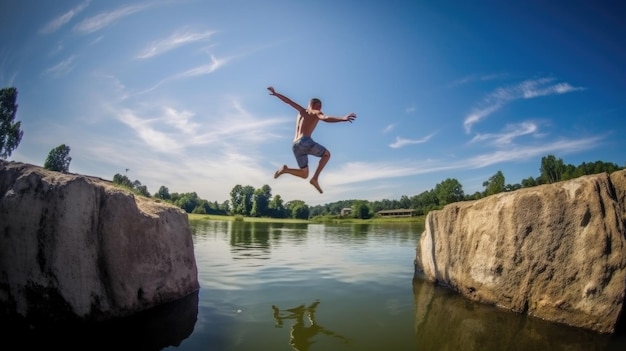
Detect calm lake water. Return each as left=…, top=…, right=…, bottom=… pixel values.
left=166, top=219, right=626, bottom=351
left=7, top=219, right=626, bottom=350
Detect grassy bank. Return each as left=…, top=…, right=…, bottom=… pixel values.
left=187, top=213, right=425, bottom=225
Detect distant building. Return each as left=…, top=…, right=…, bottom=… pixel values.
left=340, top=208, right=352, bottom=217
left=376, top=209, right=414, bottom=217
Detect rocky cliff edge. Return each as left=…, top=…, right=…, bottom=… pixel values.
left=415, top=170, right=626, bottom=334
left=0, top=160, right=199, bottom=325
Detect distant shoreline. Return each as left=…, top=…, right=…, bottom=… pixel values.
left=188, top=213, right=426, bottom=225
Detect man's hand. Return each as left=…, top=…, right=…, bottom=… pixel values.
left=267, top=86, right=276, bottom=95
left=344, top=113, right=357, bottom=123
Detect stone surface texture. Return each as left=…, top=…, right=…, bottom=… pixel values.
left=415, top=170, right=626, bottom=333
left=0, top=161, right=199, bottom=324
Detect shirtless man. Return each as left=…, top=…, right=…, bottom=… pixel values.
left=268, top=86, right=356, bottom=193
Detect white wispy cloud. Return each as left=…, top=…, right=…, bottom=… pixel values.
left=463, top=77, right=586, bottom=133
left=382, top=124, right=395, bottom=134
left=177, top=54, right=228, bottom=78
left=42, top=55, right=76, bottom=77
left=328, top=135, right=604, bottom=188
left=136, top=28, right=217, bottom=59
left=389, top=133, right=434, bottom=148
left=112, top=97, right=285, bottom=155
left=139, top=54, right=230, bottom=94
left=163, top=107, right=199, bottom=135
left=40, top=0, right=91, bottom=34
left=74, top=4, right=149, bottom=34
left=448, top=73, right=506, bottom=88
left=405, top=106, right=416, bottom=113
left=187, top=99, right=285, bottom=145
left=461, top=136, right=602, bottom=169
left=469, top=122, right=539, bottom=146
left=116, top=109, right=184, bottom=153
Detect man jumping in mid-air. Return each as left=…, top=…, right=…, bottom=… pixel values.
left=268, top=86, right=356, bottom=194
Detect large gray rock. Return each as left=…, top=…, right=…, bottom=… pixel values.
left=414, top=170, right=626, bottom=334
left=0, top=161, right=199, bottom=325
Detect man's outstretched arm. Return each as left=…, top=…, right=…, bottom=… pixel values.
left=318, top=112, right=357, bottom=123
left=267, top=86, right=305, bottom=113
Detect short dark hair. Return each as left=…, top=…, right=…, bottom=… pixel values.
left=310, top=98, right=322, bottom=105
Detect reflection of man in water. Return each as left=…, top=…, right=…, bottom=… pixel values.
left=272, top=300, right=349, bottom=351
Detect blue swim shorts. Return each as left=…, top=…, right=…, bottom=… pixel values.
left=292, top=136, right=327, bottom=169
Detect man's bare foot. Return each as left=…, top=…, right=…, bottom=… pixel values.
left=310, top=179, right=323, bottom=194
left=274, top=165, right=287, bottom=179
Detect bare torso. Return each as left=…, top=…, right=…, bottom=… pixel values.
left=293, top=109, right=322, bottom=141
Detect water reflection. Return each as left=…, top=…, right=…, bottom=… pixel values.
left=272, top=300, right=350, bottom=351
left=349, top=223, right=370, bottom=236
left=412, top=278, right=612, bottom=351
left=5, top=290, right=199, bottom=350
left=230, top=221, right=271, bottom=261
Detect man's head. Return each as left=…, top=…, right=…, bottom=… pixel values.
left=309, top=98, right=322, bottom=110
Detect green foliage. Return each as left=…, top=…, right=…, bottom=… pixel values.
left=230, top=184, right=255, bottom=216
left=250, top=185, right=272, bottom=217
left=483, top=170, right=505, bottom=196
left=520, top=176, right=538, bottom=188
left=43, top=144, right=72, bottom=172
left=269, top=194, right=287, bottom=218
left=112, top=173, right=151, bottom=197
left=286, top=200, right=309, bottom=219
left=162, top=190, right=227, bottom=215
left=434, top=178, right=464, bottom=205
left=113, top=173, right=134, bottom=188
left=540, top=155, right=566, bottom=184
left=0, top=87, right=24, bottom=159
left=351, top=200, right=371, bottom=219
left=155, top=186, right=171, bottom=200
left=175, top=192, right=199, bottom=213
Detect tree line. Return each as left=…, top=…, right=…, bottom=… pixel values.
left=108, top=155, right=622, bottom=221
left=2, top=86, right=623, bottom=220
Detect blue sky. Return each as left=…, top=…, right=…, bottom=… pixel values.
left=2, top=0, right=625, bottom=206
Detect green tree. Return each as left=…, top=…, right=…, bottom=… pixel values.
left=112, top=173, right=150, bottom=197
left=132, top=180, right=150, bottom=197
left=352, top=200, right=371, bottom=219
left=113, top=173, right=134, bottom=188
left=483, top=170, right=505, bottom=196
left=414, top=190, right=438, bottom=215
left=504, top=183, right=522, bottom=192
left=230, top=185, right=244, bottom=214
left=520, top=176, right=538, bottom=188
left=269, top=194, right=287, bottom=218
left=540, top=155, right=565, bottom=184
left=398, top=195, right=411, bottom=208
left=0, top=87, right=23, bottom=159
left=251, top=185, right=272, bottom=217
left=229, top=185, right=254, bottom=216
left=287, top=200, right=309, bottom=219
left=434, top=178, right=464, bottom=205
left=44, top=144, right=72, bottom=172
left=242, top=186, right=255, bottom=215
left=155, top=186, right=171, bottom=200
left=220, top=200, right=231, bottom=214
left=175, top=192, right=199, bottom=213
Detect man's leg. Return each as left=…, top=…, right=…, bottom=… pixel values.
left=275, top=165, right=309, bottom=179
left=309, top=150, right=330, bottom=193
